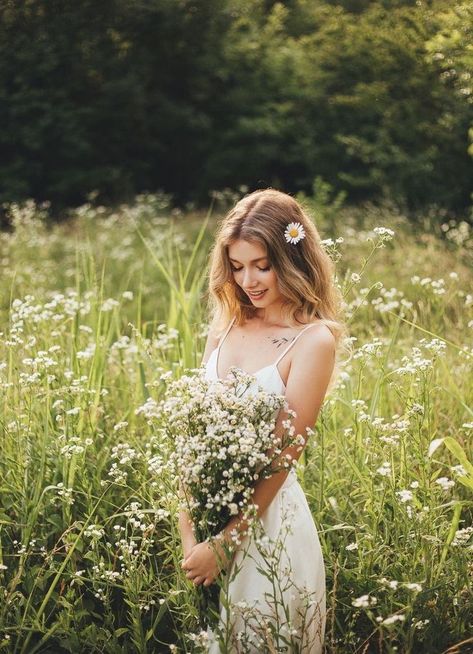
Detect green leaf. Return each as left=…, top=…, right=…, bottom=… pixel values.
left=443, top=437, right=473, bottom=476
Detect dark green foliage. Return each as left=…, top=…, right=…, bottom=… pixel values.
left=0, top=0, right=471, bottom=212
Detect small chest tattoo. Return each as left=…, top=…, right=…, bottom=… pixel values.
left=268, top=335, right=296, bottom=349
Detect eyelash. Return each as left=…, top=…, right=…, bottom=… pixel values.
left=231, top=265, right=271, bottom=273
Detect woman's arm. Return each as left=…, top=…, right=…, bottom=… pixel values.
left=218, top=324, right=336, bottom=548
left=178, top=481, right=198, bottom=558
left=182, top=324, right=336, bottom=585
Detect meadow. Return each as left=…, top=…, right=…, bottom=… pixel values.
left=0, top=192, right=472, bottom=653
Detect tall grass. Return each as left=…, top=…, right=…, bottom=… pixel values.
left=0, top=194, right=471, bottom=653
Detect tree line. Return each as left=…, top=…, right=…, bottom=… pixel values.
left=0, top=0, right=472, bottom=214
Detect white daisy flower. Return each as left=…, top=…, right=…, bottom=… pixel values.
left=284, top=222, right=306, bottom=244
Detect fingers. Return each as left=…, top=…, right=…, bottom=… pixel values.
left=186, top=571, right=203, bottom=585
left=181, top=556, right=192, bottom=570
left=185, top=569, right=202, bottom=583
left=183, top=568, right=214, bottom=586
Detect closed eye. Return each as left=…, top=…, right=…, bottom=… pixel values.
left=231, top=266, right=271, bottom=272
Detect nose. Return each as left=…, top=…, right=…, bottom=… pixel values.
left=242, top=268, right=257, bottom=289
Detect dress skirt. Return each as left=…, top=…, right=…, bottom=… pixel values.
left=207, top=470, right=326, bottom=653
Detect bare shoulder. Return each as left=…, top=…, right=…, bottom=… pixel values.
left=291, top=322, right=336, bottom=372
left=284, top=322, right=336, bottom=426
left=298, top=322, right=336, bottom=355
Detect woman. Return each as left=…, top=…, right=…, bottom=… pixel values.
left=180, top=189, right=345, bottom=652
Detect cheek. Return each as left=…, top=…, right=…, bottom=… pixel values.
left=267, top=271, right=278, bottom=287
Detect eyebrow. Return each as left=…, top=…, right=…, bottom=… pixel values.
left=229, top=256, right=268, bottom=263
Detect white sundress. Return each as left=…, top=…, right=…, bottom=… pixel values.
left=203, top=317, right=327, bottom=653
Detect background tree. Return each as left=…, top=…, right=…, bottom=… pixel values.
left=425, top=1, right=473, bottom=161
left=0, top=0, right=471, bottom=214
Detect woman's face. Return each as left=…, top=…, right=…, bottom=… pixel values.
left=227, top=239, right=284, bottom=308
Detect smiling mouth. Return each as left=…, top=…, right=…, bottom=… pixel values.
left=247, top=289, right=267, bottom=299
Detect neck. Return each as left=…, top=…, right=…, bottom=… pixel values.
left=253, top=302, right=289, bottom=327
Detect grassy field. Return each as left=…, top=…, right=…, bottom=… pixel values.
left=0, top=193, right=472, bottom=653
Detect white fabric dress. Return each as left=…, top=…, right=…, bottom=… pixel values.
left=204, top=317, right=326, bottom=653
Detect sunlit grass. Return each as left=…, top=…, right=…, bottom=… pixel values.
left=0, top=194, right=471, bottom=653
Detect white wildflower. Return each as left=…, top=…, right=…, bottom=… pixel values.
left=101, top=298, right=119, bottom=312
left=413, top=618, right=430, bottom=630
left=381, top=614, right=406, bottom=625
left=405, top=583, right=422, bottom=592
left=397, top=489, right=413, bottom=503
left=451, top=526, right=473, bottom=547
left=352, top=594, right=377, bottom=608
left=435, top=477, right=455, bottom=491
left=376, top=462, right=391, bottom=477
left=373, top=227, right=395, bottom=239
left=113, top=421, right=129, bottom=432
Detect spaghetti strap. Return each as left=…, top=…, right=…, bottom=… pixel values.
left=217, top=316, right=236, bottom=350
left=274, top=322, right=320, bottom=366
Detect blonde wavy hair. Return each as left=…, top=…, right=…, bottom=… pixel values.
left=206, top=188, right=347, bottom=356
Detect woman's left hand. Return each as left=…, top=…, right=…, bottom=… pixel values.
left=181, top=540, right=227, bottom=587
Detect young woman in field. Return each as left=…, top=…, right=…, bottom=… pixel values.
left=179, top=188, right=345, bottom=652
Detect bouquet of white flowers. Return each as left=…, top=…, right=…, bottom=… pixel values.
left=160, top=366, right=305, bottom=626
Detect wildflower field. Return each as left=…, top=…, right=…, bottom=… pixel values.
left=0, top=194, right=472, bottom=653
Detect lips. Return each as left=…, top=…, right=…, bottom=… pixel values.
left=247, top=289, right=267, bottom=299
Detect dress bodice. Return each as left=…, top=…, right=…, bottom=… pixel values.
left=203, top=317, right=321, bottom=504
left=204, top=347, right=287, bottom=396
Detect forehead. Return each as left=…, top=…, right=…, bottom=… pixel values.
left=228, top=239, right=268, bottom=262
